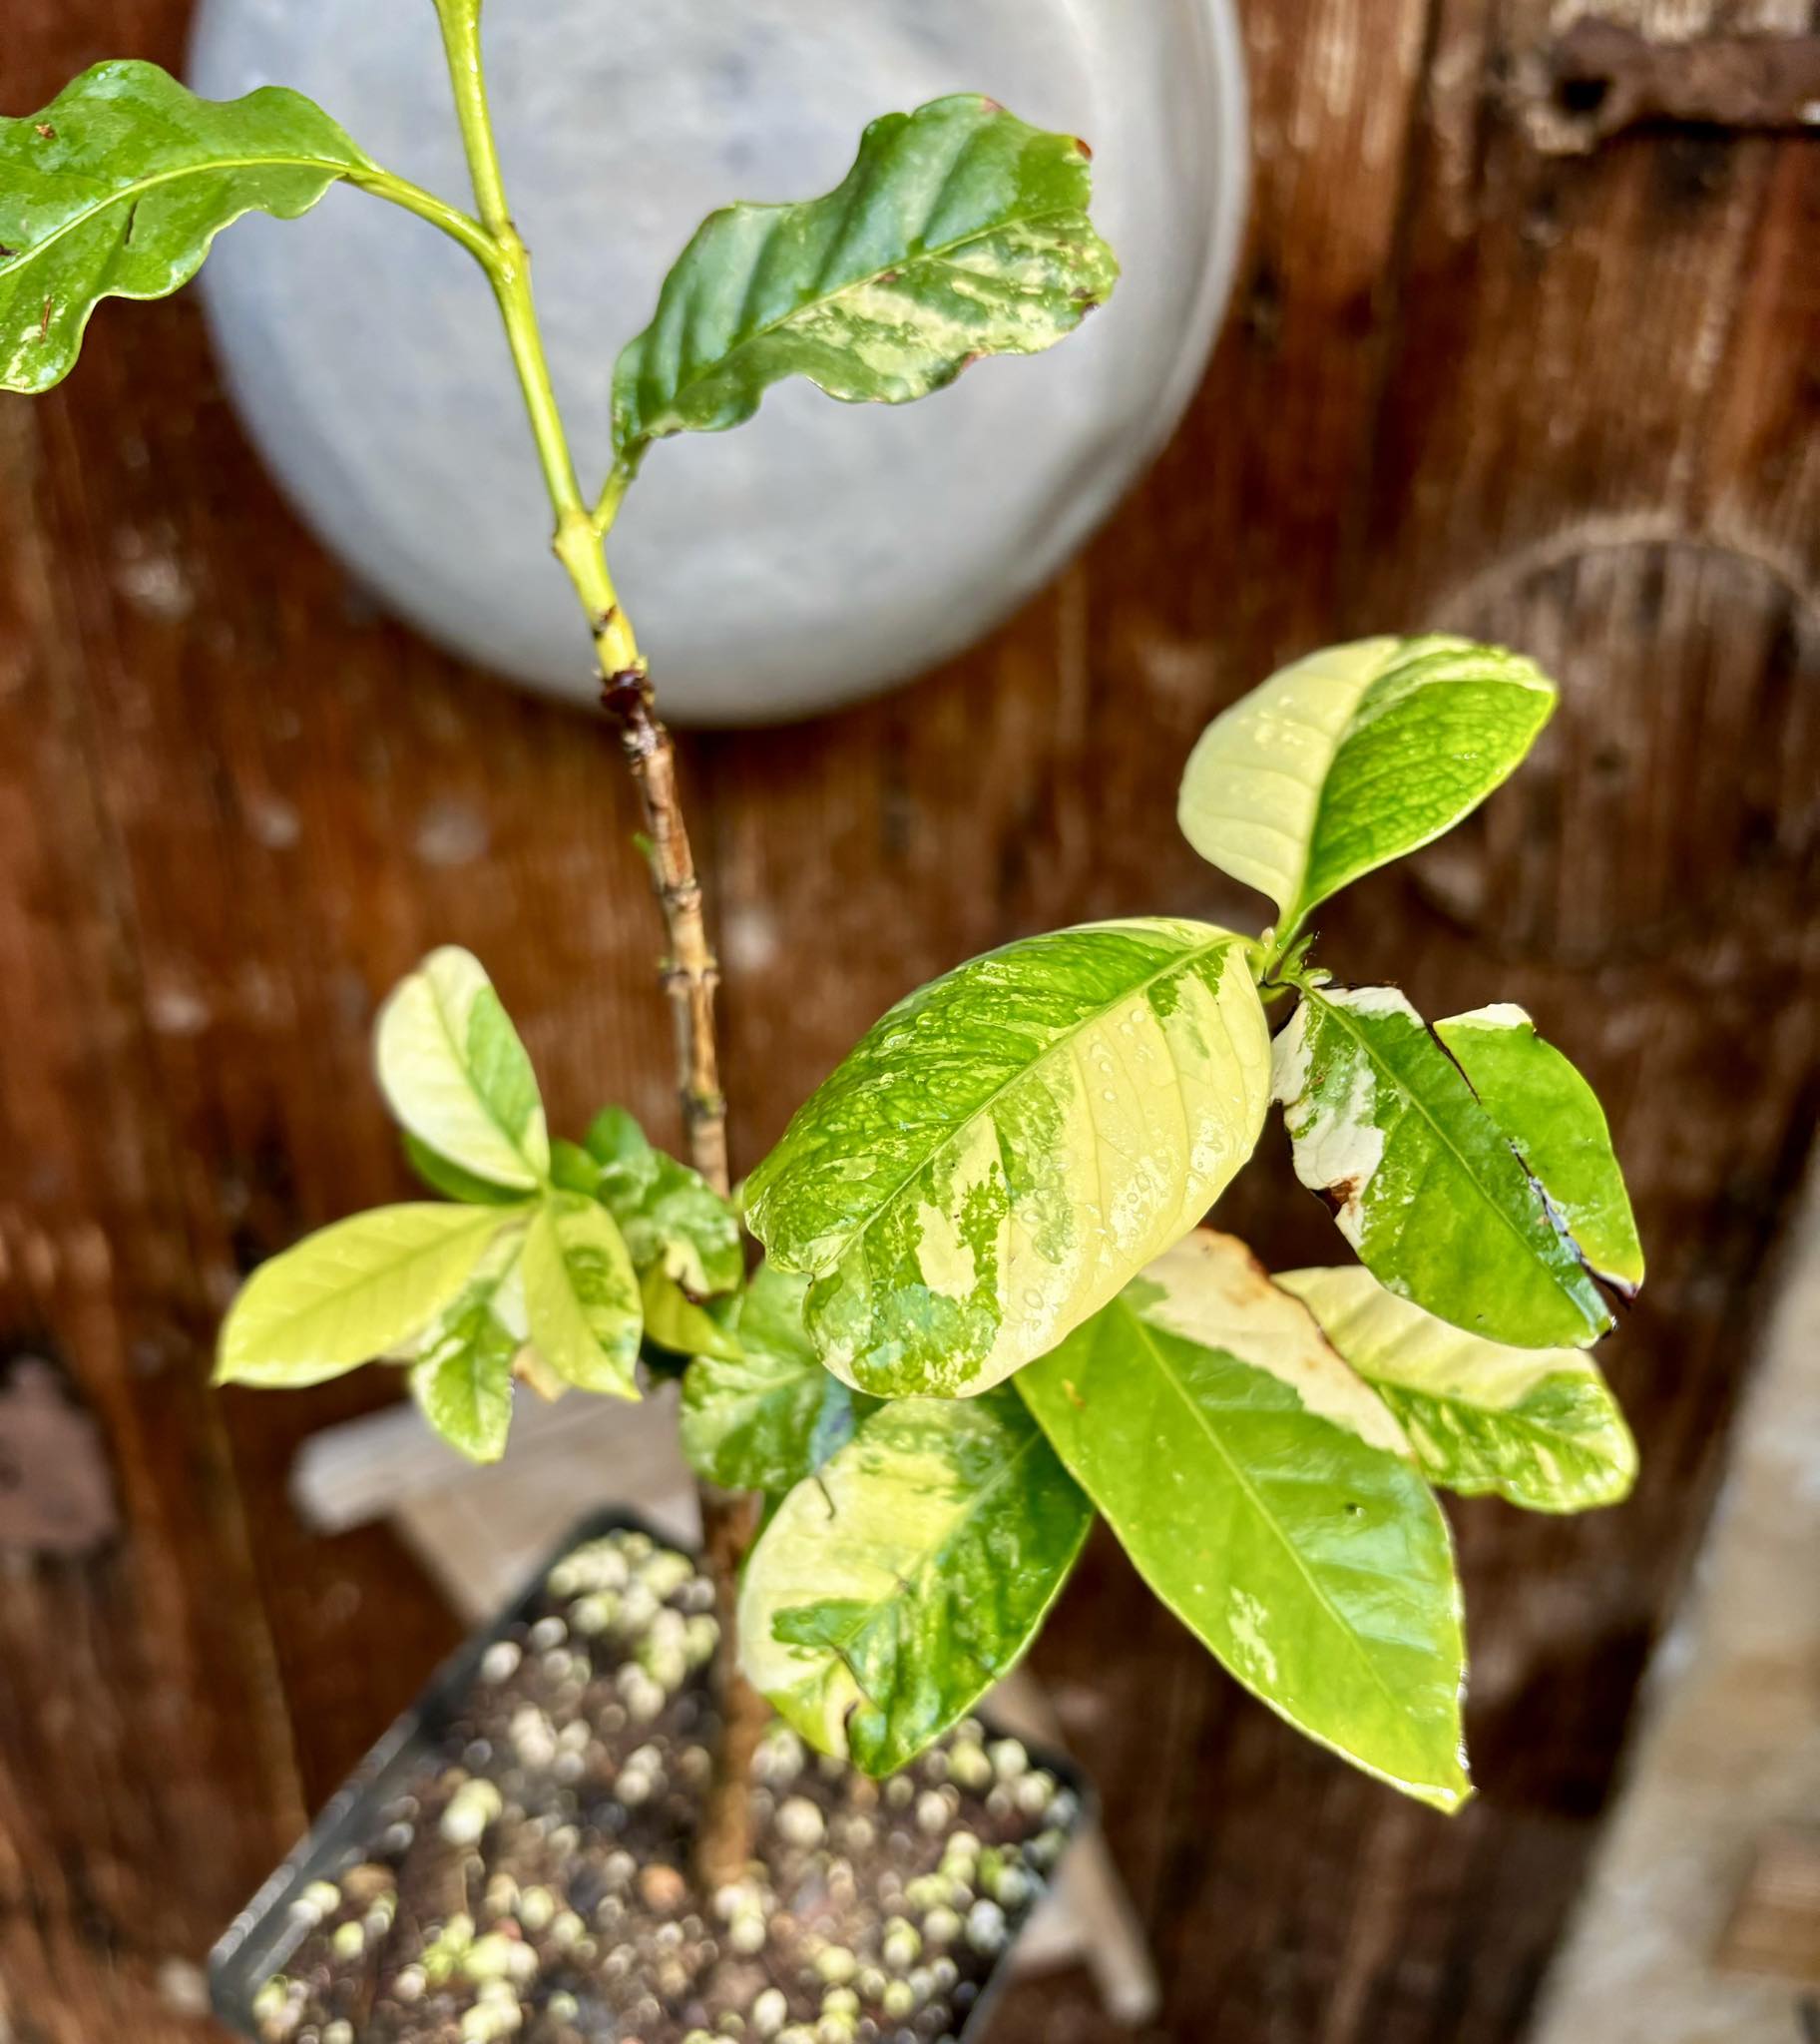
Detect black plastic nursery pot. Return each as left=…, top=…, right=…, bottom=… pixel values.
left=212, top=1508, right=1090, bottom=2044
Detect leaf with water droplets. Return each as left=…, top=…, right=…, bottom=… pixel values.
left=744, top=920, right=1271, bottom=1398
left=740, top=1388, right=1092, bottom=1775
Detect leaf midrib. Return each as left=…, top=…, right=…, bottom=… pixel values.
left=263, top=1205, right=508, bottom=1347
left=1119, top=1302, right=1434, bottom=1743
left=425, top=979, right=544, bottom=1185
left=1308, top=989, right=1596, bottom=1324
left=0, top=150, right=360, bottom=279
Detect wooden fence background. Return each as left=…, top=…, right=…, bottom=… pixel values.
left=1, top=1, right=1816, bottom=2039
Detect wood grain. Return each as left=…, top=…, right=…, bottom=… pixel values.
left=0, top=0, right=1815, bottom=2039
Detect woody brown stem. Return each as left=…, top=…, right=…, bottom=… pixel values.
left=599, top=667, right=728, bottom=1193
left=598, top=663, right=765, bottom=1890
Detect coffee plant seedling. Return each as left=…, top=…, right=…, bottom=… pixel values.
left=4, top=7, right=1640, bottom=1884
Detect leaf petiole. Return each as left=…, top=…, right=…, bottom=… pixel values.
left=343, top=164, right=501, bottom=276
left=592, top=458, right=638, bottom=539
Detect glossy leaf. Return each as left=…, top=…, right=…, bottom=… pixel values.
left=1279, top=1266, right=1636, bottom=1512
left=403, top=1132, right=528, bottom=1207
left=739, top=1390, right=1092, bottom=1775
left=613, top=93, right=1118, bottom=466
left=376, top=948, right=549, bottom=1193
left=1, top=60, right=368, bottom=394
left=641, top=1266, right=742, bottom=1362
left=408, top=1251, right=523, bottom=1464
left=582, top=1107, right=742, bottom=1297
left=1273, top=985, right=1611, bottom=1349
left=744, top=919, right=1272, bottom=1398
left=520, top=1193, right=642, bottom=1399
left=1177, top=637, right=1557, bottom=939
left=1436, top=1005, right=1643, bottom=1296
left=216, top=1204, right=511, bottom=1388
left=1019, top=1232, right=1469, bottom=1808
left=680, top=1264, right=876, bottom=1493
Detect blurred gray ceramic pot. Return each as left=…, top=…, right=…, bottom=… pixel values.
left=188, top=0, right=1247, bottom=725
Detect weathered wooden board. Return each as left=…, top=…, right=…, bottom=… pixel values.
left=0, top=1, right=1814, bottom=2040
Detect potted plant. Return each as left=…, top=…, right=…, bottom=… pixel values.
left=2, top=11, right=1642, bottom=2042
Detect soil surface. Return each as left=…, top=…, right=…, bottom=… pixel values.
left=247, top=1528, right=1079, bottom=2044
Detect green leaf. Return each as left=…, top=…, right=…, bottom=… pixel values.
left=216, top=1203, right=512, bottom=1388
left=402, top=1132, right=528, bottom=1207
left=1, top=60, right=368, bottom=395
left=520, top=1194, right=642, bottom=1400
left=408, top=1253, right=523, bottom=1465
left=1273, top=984, right=1612, bottom=1349
left=376, top=948, right=549, bottom=1193
left=1435, top=1005, right=1644, bottom=1296
left=641, top=1266, right=743, bottom=1362
left=1177, top=637, right=1557, bottom=941
left=739, top=1389, right=1092, bottom=1776
left=744, top=919, right=1271, bottom=1399
left=1018, top=1232, right=1469, bottom=1809
left=1278, top=1266, right=1636, bottom=1512
left=680, top=1263, right=877, bottom=1493
left=583, top=1107, right=742, bottom=1297
left=612, top=93, right=1119, bottom=467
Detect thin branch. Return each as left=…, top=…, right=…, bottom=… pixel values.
left=599, top=668, right=727, bottom=1190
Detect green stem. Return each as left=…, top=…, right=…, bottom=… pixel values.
left=431, top=0, right=641, bottom=675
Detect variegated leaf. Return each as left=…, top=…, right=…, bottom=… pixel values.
left=406, top=1235, right=527, bottom=1464
left=680, top=1263, right=875, bottom=1494
left=613, top=93, right=1118, bottom=466
left=580, top=1107, right=741, bottom=1298
left=1019, top=1232, right=1470, bottom=1809
left=520, top=1193, right=642, bottom=1399
left=376, top=948, right=549, bottom=1193
left=1279, top=1266, right=1636, bottom=1512
left=216, top=1203, right=514, bottom=1388
left=641, top=1266, right=742, bottom=1362
left=739, top=1389, right=1092, bottom=1776
left=1436, top=1005, right=1643, bottom=1296
left=744, top=920, right=1272, bottom=1398
left=1273, top=985, right=1611, bottom=1349
left=1177, top=637, right=1557, bottom=940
